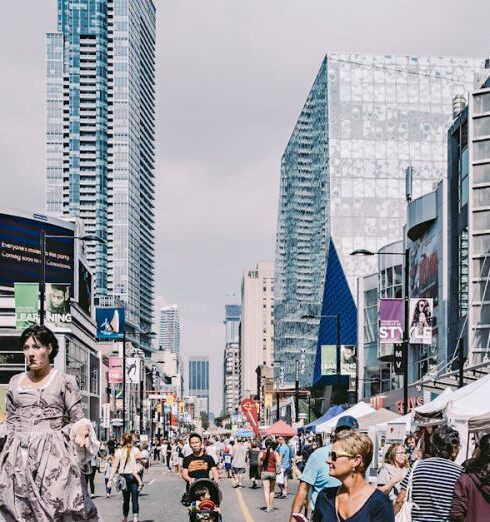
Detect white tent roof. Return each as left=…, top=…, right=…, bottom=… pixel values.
left=316, top=402, right=375, bottom=433
left=446, top=373, right=490, bottom=423
left=414, top=387, right=453, bottom=416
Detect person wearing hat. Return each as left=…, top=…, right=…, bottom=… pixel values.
left=289, top=415, right=359, bottom=522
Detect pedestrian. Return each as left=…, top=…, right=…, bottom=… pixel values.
left=108, top=433, right=144, bottom=522
left=404, top=433, right=419, bottom=466
left=224, top=447, right=233, bottom=478
left=108, top=437, right=116, bottom=456
left=206, top=438, right=219, bottom=466
left=289, top=415, right=358, bottom=522
left=0, top=325, right=99, bottom=521
left=395, top=424, right=462, bottom=521
left=153, top=438, right=160, bottom=462
left=103, top=455, right=113, bottom=498
left=312, top=430, right=394, bottom=521
left=232, top=438, right=247, bottom=488
left=248, top=440, right=261, bottom=488
left=276, top=436, right=292, bottom=498
left=84, top=453, right=100, bottom=498
left=138, top=441, right=150, bottom=485
left=258, top=438, right=282, bottom=513
left=166, top=439, right=173, bottom=468
left=377, top=443, right=409, bottom=502
left=182, top=433, right=219, bottom=491
left=450, top=433, right=490, bottom=522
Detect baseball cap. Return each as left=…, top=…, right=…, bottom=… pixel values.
left=335, top=415, right=359, bottom=432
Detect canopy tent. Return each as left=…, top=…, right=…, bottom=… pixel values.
left=233, top=429, right=254, bottom=438
left=357, top=408, right=401, bottom=431
left=262, top=420, right=296, bottom=437
left=315, top=402, right=375, bottom=434
left=414, top=387, right=453, bottom=426
left=468, top=411, right=490, bottom=433
left=298, top=405, right=345, bottom=433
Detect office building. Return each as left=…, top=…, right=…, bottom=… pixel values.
left=46, top=0, right=156, bottom=351
left=224, top=304, right=240, bottom=344
left=241, top=262, right=274, bottom=398
left=188, top=356, right=209, bottom=415
left=223, top=343, right=240, bottom=414
left=158, top=305, right=180, bottom=354
left=274, top=53, right=486, bottom=386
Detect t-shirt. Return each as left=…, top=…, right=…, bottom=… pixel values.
left=248, top=448, right=260, bottom=466
left=277, top=444, right=291, bottom=470
left=115, top=447, right=139, bottom=474
left=377, top=463, right=408, bottom=501
left=313, top=487, right=394, bottom=522
left=399, top=457, right=462, bottom=522
left=300, top=445, right=340, bottom=509
left=182, top=453, right=216, bottom=480
left=232, top=445, right=247, bottom=468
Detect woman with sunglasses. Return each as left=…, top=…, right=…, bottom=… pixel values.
left=312, top=431, right=394, bottom=521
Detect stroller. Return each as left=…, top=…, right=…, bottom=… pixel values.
left=187, top=478, right=222, bottom=521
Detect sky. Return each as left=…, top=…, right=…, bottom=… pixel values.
left=1, top=0, right=489, bottom=414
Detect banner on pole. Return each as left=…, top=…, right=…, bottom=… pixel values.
left=96, top=307, right=125, bottom=340
left=45, top=283, right=71, bottom=330
left=320, top=345, right=336, bottom=376
left=240, top=398, right=260, bottom=437
left=379, top=299, right=404, bottom=344
left=409, top=298, right=433, bottom=345
left=108, top=357, right=123, bottom=384
left=393, top=343, right=406, bottom=375
left=125, top=357, right=140, bottom=384
left=14, top=283, right=39, bottom=331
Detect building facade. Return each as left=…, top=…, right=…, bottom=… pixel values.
left=158, top=305, right=180, bottom=354
left=240, top=262, right=274, bottom=399
left=275, top=54, right=486, bottom=386
left=188, top=356, right=209, bottom=415
left=223, top=342, right=240, bottom=415
left=46, top=0, right=156, bottom=351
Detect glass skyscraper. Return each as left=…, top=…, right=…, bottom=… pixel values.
left=189, top=356, right=209, bottom=414
left=275, top=53, right=486, bottom=386
left=46, top=0, right=156, bottom=350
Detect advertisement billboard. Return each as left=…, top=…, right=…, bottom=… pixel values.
left=409, top=298, right=433, bottom=345
left=45, top=283, right=71, bottom=330
left=14, top=283, right=39, bottom=331
left=0, top=212, right=74, bottom=287
left=379, top=299, right=404, bottom=344
left=125, top=357, right=140, bottom=384
left=321, top=345, right=336, bottom=376
left=95, top=307, right=125, bottom=340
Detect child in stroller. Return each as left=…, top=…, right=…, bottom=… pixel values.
left=188, top=479, right=222, bottom=521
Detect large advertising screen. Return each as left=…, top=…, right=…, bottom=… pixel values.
left=0, top=212, right=74, bottom=287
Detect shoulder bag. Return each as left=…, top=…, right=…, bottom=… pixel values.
left=395, top=462, right=418, bottom=522
left=114, top=449, right=130, bottom=492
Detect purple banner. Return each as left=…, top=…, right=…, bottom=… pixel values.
left=379, top=299, right=404, bottom=344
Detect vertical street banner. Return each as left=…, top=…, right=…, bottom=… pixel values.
left=45, top=283, right=71, bottom=330
left=240, top=398, right=260, bottom=437
left=409, top=298, right=433, bottom=344
left=393, top=343, right=406, bottom=375
left=108, top=357, right=123, bottom=384
left=379, top=299, right=404, bottom=344
left=14, top=283, right=39, bottom=331
left=95, top=307, right=125, bottom=340
left=320, top=345, right=336, bottom=375
left=125, top=357, right=140, bottom=384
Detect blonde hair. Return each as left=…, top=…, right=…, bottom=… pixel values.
left=334, top=430, right=373, bottom=473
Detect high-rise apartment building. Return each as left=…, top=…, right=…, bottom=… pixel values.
left=224, top=304, right=240, bottom=344
left=275, top=54, right=486, bottom=385
left=158, top=305, right=180, bottom=354
left=222, top=304, right=241, bottom=414
left=241, top=262, right=274, bottom=398
left=189, top=356, right=209, bottom=415
left=46, top=0, right=156, bottom=350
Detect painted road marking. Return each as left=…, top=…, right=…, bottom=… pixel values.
left=235, top=486, right=255, bottom=522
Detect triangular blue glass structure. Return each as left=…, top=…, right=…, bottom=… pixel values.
left=313, top=239, right=357, bottom=384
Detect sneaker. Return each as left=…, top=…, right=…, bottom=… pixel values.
left=280, top=493, right=288, bottom=498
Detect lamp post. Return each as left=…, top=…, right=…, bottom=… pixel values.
left=350, top=248, right=410, bottom=415
left=39, top=232, right=104, bottom=325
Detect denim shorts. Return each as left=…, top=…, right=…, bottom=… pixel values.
left=261, top=471, right=276, bottom=481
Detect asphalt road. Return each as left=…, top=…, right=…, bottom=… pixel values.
left=93, top=462, right=299, bottom=522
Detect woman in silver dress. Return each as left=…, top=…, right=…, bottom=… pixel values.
left=0, top=325, right=100, bottom=521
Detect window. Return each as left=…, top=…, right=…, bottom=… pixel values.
left=459, top=229, right=469, bottom=317
left=459, top=148, right=469, bottom=208
left=474, top=93, right=490, bottom=114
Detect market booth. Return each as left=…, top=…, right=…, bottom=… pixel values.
left=315, top=402, right=375, bottom=434
left=262, top=420, right=296, bottom=438
left=298, top=405, right=344, bottom=434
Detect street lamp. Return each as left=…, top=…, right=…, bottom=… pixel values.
left=39, top=232, right=105, bottom=325
left=350, top=247, right=409, bottom=415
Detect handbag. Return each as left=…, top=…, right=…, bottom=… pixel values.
left=114, top=449, right=130, bottom=492
left=395, top=462, right=418, bottom=522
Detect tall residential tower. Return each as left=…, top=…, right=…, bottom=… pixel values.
left=223, top=304, right=241, bottom=414
left=158, top=305, right=180, bottom=354
left=46, top=0, right=156, bottom=350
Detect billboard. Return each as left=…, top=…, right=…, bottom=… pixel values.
left=0, top=212, right=74, bottom=287
left=409, top=298, right=433, bottom=345
left=45, top=283, right=71, bottom=330
left=95, top=307, right=125, bottom=340
left=14, top=283, right=39, bottom=331
left=78, top=260, right=92, bottom=316
left=379, top=299, right=404, bottom=344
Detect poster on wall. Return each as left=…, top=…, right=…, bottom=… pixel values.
left=379, top=299, right=404, bottom=344
left=14, top=283, right=39, bottom=331
left=409, top=298, right=433, bottom=345
left=45, top=283, right=71, bottom=329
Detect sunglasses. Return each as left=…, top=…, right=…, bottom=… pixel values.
left=328, top=451, right=355, bottom=461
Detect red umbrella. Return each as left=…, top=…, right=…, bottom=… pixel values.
left=262, top=420, right=296, bottom=437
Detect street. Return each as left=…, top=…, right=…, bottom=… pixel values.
left=93, top=463, right=299, bottom=522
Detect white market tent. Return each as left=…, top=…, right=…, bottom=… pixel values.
left=357, top=408, right=401, bottom=431
left=315, top=402, right=375, bottom=434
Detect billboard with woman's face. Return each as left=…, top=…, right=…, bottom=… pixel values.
left=409, top=298, right=433, bottom=345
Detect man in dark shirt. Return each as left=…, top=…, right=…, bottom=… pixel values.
left=182, top=433, right=219, bottom=490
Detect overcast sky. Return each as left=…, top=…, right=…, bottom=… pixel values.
left=1, top=0, right=489, bottom=413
